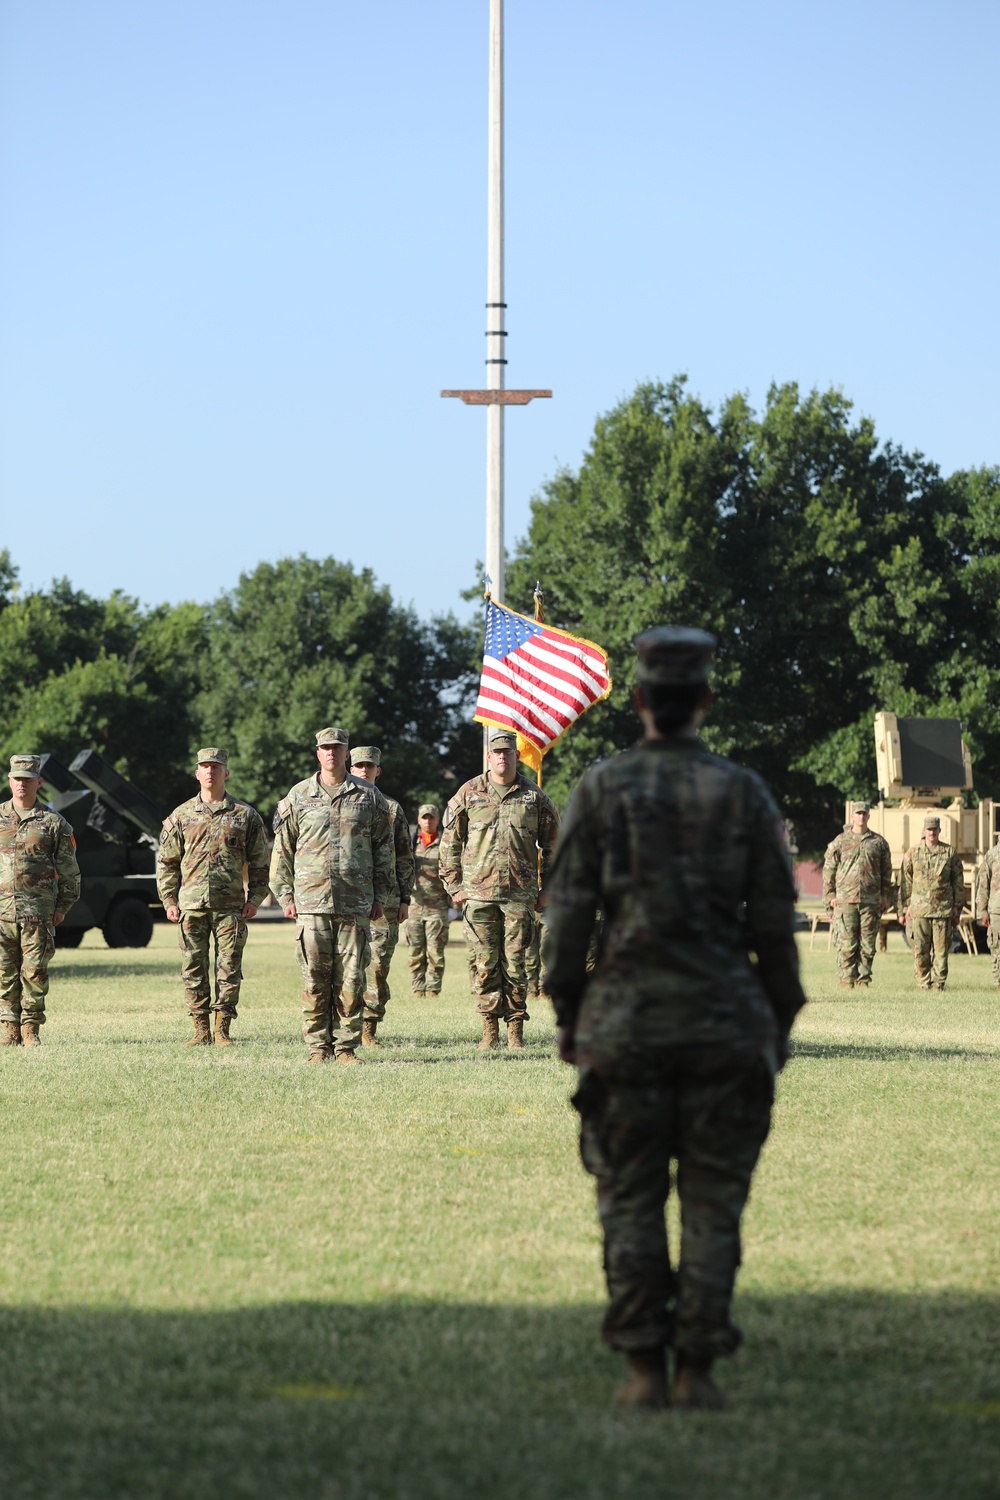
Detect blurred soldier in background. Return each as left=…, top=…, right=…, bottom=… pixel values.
left=975, top=841, right=1000, bottom=987
left=544, top=628, right=806, bottom=1411
left=823, top=801, right=892, bottom=988
left=157, top=748, right=269, bottom=1046
left=440, top=728, right=559, bottom=1051
left=406, top=803, right=449, bottom=997
left=0, top=754, right=81, bottom=1046
left=899, top=814, right=964, bottom=991
left=349, top=747, right=413, bottom=1049
left=270, top=728, right=393, bottom=1064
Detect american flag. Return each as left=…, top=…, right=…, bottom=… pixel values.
left=474, top=599, right=612, bottom=770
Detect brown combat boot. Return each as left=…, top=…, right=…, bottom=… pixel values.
left=672, top=1354, right=729, bottom=1412
left=506, top=1017, right=525, bottom=1050
left=186, top=1015, right=212, bottom=1046
left=21, top=1021, right=41, bottom=1047
left=1, top=1019, right=22, bottom=1046
left=335, top=1049, right=364, bottom=1066
left=614, top=1348, right=668, bottom=1410
left=214, top=1012, right=234, bottom=1047
left=839, top=979, right=855, bottom=989
left=361, top=1019, right=381, bottom=1049
left=477, top=1015, right=501, bottom=1052
left=307, top=1047, right=333, bottom=1064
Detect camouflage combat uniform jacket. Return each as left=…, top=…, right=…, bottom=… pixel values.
left=439, top=773, right=560, bottom=906
left=346, top=780, right=413, bottom=909
left=899, top=841, right=964, bottom=918
left=156, top=794, right=270, bottom=912
left=975, top=845, right=1000, bottom=925
left=410, top=830, right=449, bottom=914
left=0, top=801, right=81, bottom=921
left=543, top=737, right=807, bottom=1073
left=270, top=773, right=394, bottom=918
left=822, top=828, right=892, bottom=909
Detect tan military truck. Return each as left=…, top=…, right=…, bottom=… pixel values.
left=854, top=713, right=998, bottom=949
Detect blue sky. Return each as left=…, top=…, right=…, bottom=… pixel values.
left=2, top=1, right=997, bottom=623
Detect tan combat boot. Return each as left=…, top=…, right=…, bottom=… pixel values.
left=615, top=1348, right=668, bottom=1410
left=477, top=1015, right=501, bottom=1052
left=214, top=1012, right=234, bottom=1047
left=1, top=1019, right=23, bottom=1046
left=672, top=1355, right=728, bottom=1412
left=506, top=1017, right=525, bottom=1050
left=21, top=1021, right=41, bottom=1047
left=186, top=1015, right=212, bottom=1046
left=335, top=1050, right=364, bottom=1066
left=361, top=1019, right=381, bottom=1049
left=307, top=1047, right=333, bottom=1064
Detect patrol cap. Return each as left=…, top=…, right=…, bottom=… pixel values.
left=196, top=747, right=228, bottom=767
left=634, top=627, right=715, bottom=686
left=851, top=801, right=871, bottom=814
left=9, top=755, right=42, bottom=778
left=315, top=726, right=349, bottom=747
left=418, top=803, right=440, bottom=818
left=350, top=745, right=381, bottom=767
left=923, top=814, right=941, bottom=829
left=488, top=729, right=518, bottom=751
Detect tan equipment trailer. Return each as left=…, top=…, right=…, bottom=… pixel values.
left=852, top=713, right=998, bottom=950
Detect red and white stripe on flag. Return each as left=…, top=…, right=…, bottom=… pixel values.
left=473, top=599, right=612, bottom=767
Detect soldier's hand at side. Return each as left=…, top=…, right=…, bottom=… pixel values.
left=370, top=902, right=384, bottom=921
left=166, top=905, right=181, bottom=923
left=397, top=903, right=409, bottom=923
left=242, top=902, right=258, bottom=920
left=453, top=893, right=466, bottom=909
left=53, top=912, right=65, bottom=926
left=283, top=903, right=297, bottom=920
left=535, top=890, right=548, bottom=914
left=556, top=1025, right=577, bottom=1065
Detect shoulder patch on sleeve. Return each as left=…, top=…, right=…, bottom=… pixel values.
left=272, top=796, right=291, bottom=832
left=161, top=816, right=176, bottom=834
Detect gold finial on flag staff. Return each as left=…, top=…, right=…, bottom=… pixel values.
left=533, top=581, right=544, bottom=624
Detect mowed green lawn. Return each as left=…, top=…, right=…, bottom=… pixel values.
left=1, top=920, right=997, bottom=1500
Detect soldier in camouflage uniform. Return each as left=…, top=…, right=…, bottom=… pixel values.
left=975, top=842, right=1000, bottom=987
left=270, top=727, right=394, bottom=1064
left=822, top=801, right=892, bottom=988
left=406, top=803, right=450, bottom=996
left=899, top=814, right=964, bottom=991
left=156, top=748, right=270, bottom=1046
left=544, top=628, right=806, bottom=1412
left=440, top=728, right=560, bottom=1051
left=0, top=754, right=81, bottom=1046
left=348, top=746, right=414, bottom=1048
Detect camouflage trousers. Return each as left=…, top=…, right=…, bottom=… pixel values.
left=0, top=918, right=55, bottom=1025
left=987, top=925, right=1000, bottom=985
left=911, top=916, right=952, bottom=988
left=405, top=909, right=448, bottom=994
left=463, top=901, right=534, bottom=1020
left=178, top=911, right=248, bottom=1017
left=574, top=1047, right=773, bottom=1362
left=363, top=916, right=399, bottom=1023
left=525, top=912, right=545, bottom=997
left=295, top=914, right=369, bottom=1055
left=834, top=903, right=882, bottom=983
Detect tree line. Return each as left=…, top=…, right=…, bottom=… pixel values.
left=4, top=377, right=997, bottom=855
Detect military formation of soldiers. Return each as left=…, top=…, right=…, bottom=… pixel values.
left=1, top=629, right=996, bottom=1412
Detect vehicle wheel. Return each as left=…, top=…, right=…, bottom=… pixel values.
left=54, top=927, right=84, bottom=948
left=103, top=897, right=154, bottom=948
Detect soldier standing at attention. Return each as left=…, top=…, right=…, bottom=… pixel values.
left=899, top=815, right=964, bottom=991
left=348, top=745, right=414, bottom=1049
left=975, top=842, right=1000, bottom=988
left=0, top=754, right=81, bottom=1046
left=822, top=801, right=892, bottom=988
left=406, top=803, right=450, bottom=997
left=156, top=748, right=269, bottom=1047
left=543, top=628, right=806, bottom=1411
left=439, top=728, right=559, bottom=1051
left=270, top=728, right=393, bottom=1064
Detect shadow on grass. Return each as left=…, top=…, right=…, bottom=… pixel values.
left=0, top=1293, right=997, bottom=1500
left=790, top=1040, right=999, bottom=1063
left=51, top=957, right=179, bottom=981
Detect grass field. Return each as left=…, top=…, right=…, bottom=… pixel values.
left=1, top=920, right=998, bottom=1499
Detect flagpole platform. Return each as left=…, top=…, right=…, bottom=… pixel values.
left=440, top=389, right=552, bottom=405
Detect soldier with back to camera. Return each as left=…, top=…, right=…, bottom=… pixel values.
left=543, top=628, right=806, bottom=1411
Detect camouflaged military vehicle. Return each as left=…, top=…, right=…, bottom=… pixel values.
left=39, top=749, right=164, bottom=947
